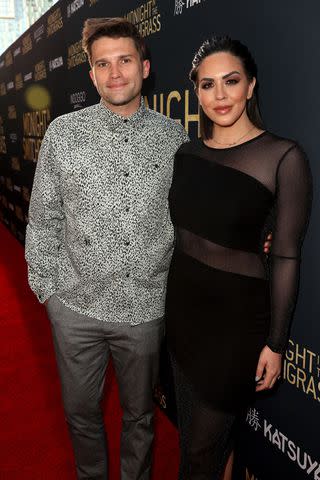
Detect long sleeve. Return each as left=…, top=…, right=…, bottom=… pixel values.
left=266, top=145, right=312, bottom=353
left=25, top=123, right=65, bottom=303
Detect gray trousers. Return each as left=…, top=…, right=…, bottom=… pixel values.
left=46, top=295, right=164, bottom=480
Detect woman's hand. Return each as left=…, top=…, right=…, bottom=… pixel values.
left=255, top=345, right=282, bottom=392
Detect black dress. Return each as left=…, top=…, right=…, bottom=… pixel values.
left=165, top=132, right=312, bottom=477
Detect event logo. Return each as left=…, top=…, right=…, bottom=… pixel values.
left=47, top=7, right=63, bottom=37
left=0, top=116, right=6, bottom=154
left=11, top=157, right=21, bottom=171
left=0, top=83, right=6, bottom=96
left=6, top=178, right=13, bottom=192
left=144, top=88, right=200, bottom=134
left=68, top=40, right=87, bottom=69
left=124, top=0, right=161, bottom=38
left=15, top=205, right=24, bottom=222
left=22, top=186, right=30, bottom=202
left=283, top=339, right=320, bottom=403
left=246, top=409, right=320, bottom=478
left=70, top=90, right=86, bottom=109
left=7, top=80, right=14, bottom=91
left=8, top=105, right=17, bottom=120
left=49, top=56, right=64, bottom=71
left=15, top=73, right=23, bottom=90
left=13, top=47, right=21, bottom=58
left=22, top=109, right=50, bottom=162
left=1, top=195, right=8, bottom=209
left=22, top=34, right=32, bottom=55
left=34, top=60, right=47, bottom=81
left=67, top=0, right=85, bottom=17
left=24, top=72, right=33, bottom=82
left=174, top=0, right=205, bottom=15
left=33, top=24, right=45, bottom=43
left=5, top=50, right=13, bottom=66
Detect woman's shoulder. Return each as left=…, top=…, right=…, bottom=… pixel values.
left=263, top=131, right=304, bottom=157
left=176, top=138, right=204, bottom=156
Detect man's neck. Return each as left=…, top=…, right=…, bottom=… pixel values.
left=101, top=96, right=142, bottom=118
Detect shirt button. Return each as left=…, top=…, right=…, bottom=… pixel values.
left=126, top=273, right=130, bottom=278
left=125, top=207, right=129, bottom=212
left=124, top=138, right=128, bottom=142
left=124, top=119, right=128, bottom=123
left=125, top=241, right=130, bottom=246
left=124, top=172, right=129, bottom=177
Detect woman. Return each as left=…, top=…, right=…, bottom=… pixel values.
left=166, top=36, right=312, bottom=479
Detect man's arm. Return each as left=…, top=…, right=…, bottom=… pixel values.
left=25, top=123, right=65, bottom=303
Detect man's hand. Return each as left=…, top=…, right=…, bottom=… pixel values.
left=263, top=233, right=272, bottom=254
left=255, top=345, right=282, bottom=392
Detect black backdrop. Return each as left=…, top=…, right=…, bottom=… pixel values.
left=0, top=1, right=319, bottom=478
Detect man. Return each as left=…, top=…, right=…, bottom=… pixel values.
left=25, top=17, right=188, bottom=480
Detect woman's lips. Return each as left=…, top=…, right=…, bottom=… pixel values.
left=213, top=106, right=232, bottom=114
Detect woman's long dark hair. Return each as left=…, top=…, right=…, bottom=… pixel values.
left=190, top=36, right=264, bottom=140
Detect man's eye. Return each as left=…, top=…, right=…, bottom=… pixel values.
left=97, top=62, right=107, bottom=68
left=121, top=58, right=131, bottom=64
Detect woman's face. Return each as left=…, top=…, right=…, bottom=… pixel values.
left=196, top=51, right=256, bottom=128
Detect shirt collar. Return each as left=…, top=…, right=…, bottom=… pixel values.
left=97, top=97, right=147, bottom=130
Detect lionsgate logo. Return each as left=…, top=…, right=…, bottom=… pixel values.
left=70, top=90, right=86, bottom=109
left=24, top=72, right=33, bottom=82
left=49, top=56, right=64, bottom=71
left=246, top=408, right=320, bottom=478
left=174, top=0, right=205, bottom=15
left=33, top=24, right=45, bottom=43
left=10, top=133, right=18, bottom=143
left=13, top=47, right=21, bottom=58
left=67, top=0, right=85, bottom=17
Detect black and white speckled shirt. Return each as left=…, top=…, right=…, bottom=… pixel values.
left=25, top=99, right=189, bottom=324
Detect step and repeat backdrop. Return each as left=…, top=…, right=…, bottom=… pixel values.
left=0, top=0, right=319, bottom=478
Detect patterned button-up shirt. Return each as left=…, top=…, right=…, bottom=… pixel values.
left=25, top=99, right=189, bottom=324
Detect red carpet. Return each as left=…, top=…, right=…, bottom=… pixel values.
left=0, top=223, right=179, bottom=479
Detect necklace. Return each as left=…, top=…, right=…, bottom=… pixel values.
left=212, top=125, right=257, bottom=146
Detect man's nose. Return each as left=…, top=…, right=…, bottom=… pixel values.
left=110, top=64, right=121, bottom=78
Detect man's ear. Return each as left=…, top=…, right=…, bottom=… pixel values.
left=89, top=69, right=96, bottom=87
left=142, top=59, right=150, bottom=80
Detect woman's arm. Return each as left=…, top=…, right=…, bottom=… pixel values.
left=256, top=144, right=312, bottom=391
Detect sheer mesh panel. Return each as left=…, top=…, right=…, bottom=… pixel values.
left=177, top=227, right=266, bottom=278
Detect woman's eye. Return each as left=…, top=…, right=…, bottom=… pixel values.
left=226, top=78, right=239, bottom=85
left=201, top=82, right=213, bottom=89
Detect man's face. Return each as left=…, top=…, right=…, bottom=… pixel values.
left=89, top=36, right=150, bottom=116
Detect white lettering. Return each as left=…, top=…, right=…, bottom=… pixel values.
left=263, top=420, right=272, bottom=441
left=306, top=455, right=318, bottom=475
